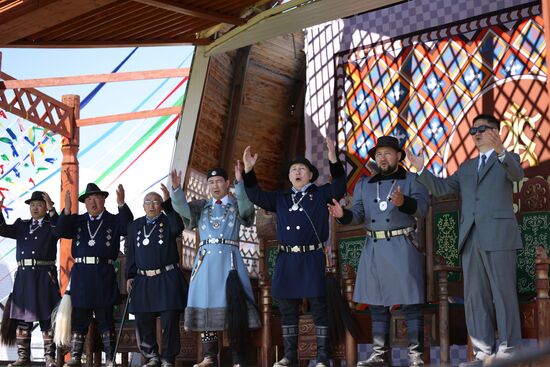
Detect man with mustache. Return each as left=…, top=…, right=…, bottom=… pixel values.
left=328, top=135, right=429, bottom=367
left=0, top=191, right=60, bottom=367
left=57, top=183, right=133, bottom=367
left=242, top=137, right=346, bottom=367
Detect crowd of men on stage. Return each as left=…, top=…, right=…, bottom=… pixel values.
left=0, top=113, right=524, bottom=367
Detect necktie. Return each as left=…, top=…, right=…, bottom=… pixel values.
left=33, top=220, right=39, bottom=226
left=215, top=199, right=222, bottom=205
left=479, top=155, right=486, bottom=172
left=91, top=215, right=98, bottom=221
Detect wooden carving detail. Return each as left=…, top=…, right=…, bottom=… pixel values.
left=520, top=177, right=550, bottom=212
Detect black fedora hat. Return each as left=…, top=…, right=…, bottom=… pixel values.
left=367, top=136, right=406, bottom=162
left=24, top=191, right=53, bottom=205
left=78, top=183, right=109, bottom=203
left=287, top=156, right=319, bottom=182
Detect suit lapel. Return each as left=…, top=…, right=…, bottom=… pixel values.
left=477, top=153, right=497, bottom=183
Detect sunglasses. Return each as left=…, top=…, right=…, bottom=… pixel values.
left=469, top=125, right=497, bottom=135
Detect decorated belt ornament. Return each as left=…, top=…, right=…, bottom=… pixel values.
left=199, top=238, right=239, bottom=247
left=365, top=226, right=415, bottom=239
left=279, top=242, right=325, bottom=253
left=17, top=259, right=55, bottom=266
left=190, top=249, right=206, bottom=282
left=137, top=263, right=177, bottom=277
left=73, top=256, right=113, bottom=265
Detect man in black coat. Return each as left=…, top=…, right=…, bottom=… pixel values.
left=126, top=189, right=188, bottom=367
left=57, top=183, right=133, bottom=367
left=0, top=191, right=60, bottom=367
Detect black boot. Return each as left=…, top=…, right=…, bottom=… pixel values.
left=314, top=326, right=330, bottom=367
left=8, top=326, right=31, bottom=367
left=273, top=325, right=298, bottom=367
left=357, top=334, right=391, bottom=367
left=65, top=333, right=85, bottom=367
left=102, top=331, right=117, bottom=367
left=193, top=332, right=218, bottom=367
left=42, top=329, right=56, bottom=367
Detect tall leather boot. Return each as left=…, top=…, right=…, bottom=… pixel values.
left=101, top=331, right=117, bottom=367
left=42, top=329, right=56, bottom=367
left=404, top=304, right=424, bottom=366
left=65, top=333, right=85, bottom=367
left=273, top=325, right=298, bottom=367
left=314, top=326, right=330, bottom=367
left=357, top=334, right=391, bottom=367
left=8, top=325, right=31, bottom=367
left=193, top=331, right=218, bottom=367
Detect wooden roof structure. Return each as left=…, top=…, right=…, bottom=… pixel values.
left=0, top=0, right=272, bottom=47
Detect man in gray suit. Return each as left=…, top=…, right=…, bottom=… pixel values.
left=409, top=114, right=524, bottom=366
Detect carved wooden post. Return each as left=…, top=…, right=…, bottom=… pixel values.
left=259, top=238, right=272, bottom=367
left=438, top=270, right=450, bottom=364
left=342, top=265, right=357, bottom=367
left=536, top=246, right=550, bottom=344
left=59, top=94, right=80, bottom=293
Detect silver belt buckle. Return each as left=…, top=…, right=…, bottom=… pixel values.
left=145, top=269, right=157, bottom=276
left=291, top=246, right=300, bottom=253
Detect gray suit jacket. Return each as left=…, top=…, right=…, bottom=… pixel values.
left=417, top=151, right=524, bottom=252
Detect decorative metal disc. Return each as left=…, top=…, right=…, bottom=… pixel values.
left=291, top=204, right=299, bottom=211
left=143, top=238, right=150, bottom=246
left=88, top=240, right=95, bottom=246
left=212, top=220, right=221, bottom=229
left=379, top=201, right=388, bottom=211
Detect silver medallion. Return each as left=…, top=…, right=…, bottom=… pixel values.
left=379, top=201, right=388, bottom=211
left=212, top=220, right=221, bottom=229
left=291, top=204, right=299, bottom=211
left=143, top=238, right=150, bottom=246
left=158, top=240, right=163, bottom=245
left=88, top=239, right=95, bottom=246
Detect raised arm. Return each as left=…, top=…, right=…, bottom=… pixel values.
left=116, top=184, right=134, bottom=235
left=242, top=146, right=278, bottom=211
left=0, top=197, right=17, bottom=239
left=234, top=160, right=255, bottom=226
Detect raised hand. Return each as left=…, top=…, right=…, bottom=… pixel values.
left=42, top=192, right=54, bottom=211
left=116, top=184, right=125, bottom=206
left=234, top=160, right=244, bottom=182
left=326, top=136, right=337, bottom=163
left=160, top=183, right=170, bottom=202
left=327, top=198, right=344, bottom=218
left=0, top=195, right=4, bottom=209
left=170, top=169, right=182, bottom=190
left=243, top=146, right=258, bottom=173
left=407, top=148, right=425, bottom=172
left=485, top=128, right=505, bottom=154
left=64, top=190, right=71, bottom=214
left=126, top=279, right=133, bottom=293
left=390, top=186, right=404, bottom=207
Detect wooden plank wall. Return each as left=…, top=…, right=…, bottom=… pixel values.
left=188, top=32, right=306, bottom=191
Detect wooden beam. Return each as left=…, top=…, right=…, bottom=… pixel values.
left=0, top=68, right=189, bottom=89
left=0, top=0, right=119, bottom=46
left=6, top=37, right=210, bottom=48
left=76, top=106, right=182, bottom=126
left=132, top=0, right=246, bottom=25
left=219, top=46, right=251, bottom=171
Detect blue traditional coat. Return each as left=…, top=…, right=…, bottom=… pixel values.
left=57, top=205, right=133, bottom=308
left=339, top=167, right=429, bottom=306
left=126, top=202, right=188, bottom=313
left=0, top=213, right=61, bottom=322
left=171, top=180, right=260, bottom=331
left=243, top=161, right=347, bottom=299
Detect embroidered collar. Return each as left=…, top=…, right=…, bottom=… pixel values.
left=368, top=166, right=407, bottom=183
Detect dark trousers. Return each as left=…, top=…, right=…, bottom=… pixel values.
left=278, top=297, right=328, bottom=327
left=17, top=319, right=52, bottom=331
left=72, top=307, right=114, bottom=334
left=136, top=311, right=181, bottom=363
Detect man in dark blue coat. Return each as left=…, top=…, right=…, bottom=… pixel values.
left=0, top=191, right=60, bottom=367
left=126, top=189, right=188, bottom=367
left=242, top=138, right=347, bottom=367
left=57, top=183, right=133, bottom=367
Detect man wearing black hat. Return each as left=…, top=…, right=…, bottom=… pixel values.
left=170, top=163, right=260, bottom=367
left=328, top=135, right=429, bottom=367
left=0, top=191, right=60, bottom=367
left=242, top=137, right=346, bottom=367
left=410, top=114, right=523, bottom=366
left=126, top=189, right=188, bottom=367
left=57, top=183, right=133, bottom=367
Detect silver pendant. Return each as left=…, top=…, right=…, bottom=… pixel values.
left=158, top=240, right=163, bottom=245
left=88, top=239, right=95, bottom=246
left=212, top=220, right=221, bottom=229
left=143, top=238, right=150, bottom=246
left=291, top=204, right=299, bottom=211
left=379, top=201, right=388, bottom=211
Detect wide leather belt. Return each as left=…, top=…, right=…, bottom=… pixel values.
left=17, top=259, right=55, bottom=267
left=200, top=239, right=239, bottom=247
left=74, top=256, right=113, bottom=265
left=279, top=242, right=325, bottom=253
left=138, top=264, right=178, bottom=277
left=366, top=226, right=415, bottom=239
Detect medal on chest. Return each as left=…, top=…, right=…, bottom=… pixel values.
left=87, top=220, right=104, bottom=246
left=208, top=204, right=230, bottom=229
left=376, top=180, right=397, bottom=212
left=289, top=192, right=310, bottom=212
